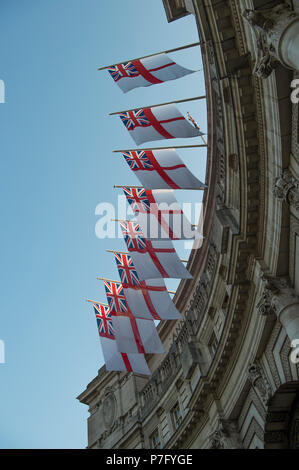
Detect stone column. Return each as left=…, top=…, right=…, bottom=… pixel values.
left=243, top=3, right=299, bottom=78
left=257, top=276, right=299, bottom=342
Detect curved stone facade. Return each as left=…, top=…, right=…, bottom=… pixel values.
left=77, top=0, right=299, bottom=449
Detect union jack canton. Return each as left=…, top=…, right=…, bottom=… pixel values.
left=122, top=151, right=153, bottom=171
left=114, top=252, right=140, bottom=287
left=104, top=281, right=128, bottom=314
left=108, top=62, right=139, bottom=82
left=120, top=221, right=147, bottom=252
left=123, top=187, right=151, bottom=213
left=93, top=303, right=114, bottom=340
left=119, top=110, right=150, bottom=131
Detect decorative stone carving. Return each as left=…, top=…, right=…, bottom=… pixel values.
left=206, top=243, right=218, bottom=278
left=257, top=276, right=299, bottom=342
left=191, top=280, right=209, bottom=317
left=216, top=184, right=225, bottom=210
left=102, top=390, right=117, bottom=429
left=243, top=4, right=299, bottom=78
left=248, top=361, right=272, bottom=406
left=209, top=428, right=225, bottom=449
left=256, top=276, right=298, bottom=316
left=256, top=276, right=280, bottom=316
left=274, top=169, right=299, bottom=211
left=208, top=419, right=243, bottom=449
left=97, top=416, right=122, bottom=447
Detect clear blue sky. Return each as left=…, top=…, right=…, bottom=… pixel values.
left=0, top=0, right=206, bottom=448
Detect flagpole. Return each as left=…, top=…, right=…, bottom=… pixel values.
left=111, top=218, right=197, bottom=228
left=106, top=249, right=131, bottom=255
left=113, top=184, right=206, bottom=191
left=113, top=144, right=207, bottom=152
left=114, top=185, right=143, bottom=189
left=113, top=185, right=205, bottom=192
left=111, top=218, right=137, bottom=223
left=96, top=277, right=176, bottom=294
left=86, top=298, right=108, bottom=306
left=105, top=249, right=189, bottom=263
left=97, top=42, right=202, bottom=71
left=109, top=96, right=206, bottom=116
left=97, top=277, right=123, bottom=283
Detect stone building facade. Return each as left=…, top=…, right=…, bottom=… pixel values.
left=77, top=0, right=299, bottom=449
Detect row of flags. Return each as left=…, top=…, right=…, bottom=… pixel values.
left=89, top=44, right=206, bottom=376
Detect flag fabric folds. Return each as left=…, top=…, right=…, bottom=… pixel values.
left=104, top=281, right=165, bottom=354
left=107, top=53, right=195, bottom=93
left=93, top=303, right=151, bottom=375
left=120, top=221, right=192, bottom=280
left=122, top=186, right=199, bottom=240
left=114, top=252, right=182, bottom=320
left=122, top=149, right=206, bottom=190
left=118, top=104, right=203, bottom=145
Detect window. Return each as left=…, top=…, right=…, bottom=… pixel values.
left=150, top=428, right=161, bottom=449
left=171, top=402, right=182, bottom=429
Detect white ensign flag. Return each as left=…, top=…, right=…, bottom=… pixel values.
left=123, top=187, right=201, bottom=240
left=122, top=148, right=206, bottom=190
left=113, top=252, right=182, bottom=320
left=93, top=303, right=151, bottom=375
left=120, top=221, right=192, bottom=281
left=107, top=53, right=195, bottom=93
left=118, top=104, right=204, bottom=145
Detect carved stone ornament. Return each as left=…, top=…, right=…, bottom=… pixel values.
left=248, top=361, right=272, bottom=406
left=102, top=390, right=117, bottom=429
left=274, top=169, right=299, bottom=211
left=256, top=275, right=298, bottom=317
left=208, top=419, right=242, bottom=449
left=243, top=3, right=298, bottom=78
left=256, top=276, right=279, bottom=316
left=209, top=429, right=226, bottom=449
